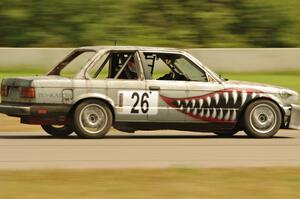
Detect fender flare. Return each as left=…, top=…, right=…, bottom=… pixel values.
left=70, top=93, right=116, bottom=121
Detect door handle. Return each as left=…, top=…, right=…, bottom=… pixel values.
left=149, top=86, right=160, bottom=90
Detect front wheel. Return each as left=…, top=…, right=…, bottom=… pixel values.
left=41, top=124, right=74, bottom=138
left=243, top=100, right=282, bottom=138
left=73, top=100, right=113, bottom=139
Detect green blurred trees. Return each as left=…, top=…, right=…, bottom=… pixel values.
left=0, top=0, right=299, bottom=47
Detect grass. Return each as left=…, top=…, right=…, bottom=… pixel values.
left=0, top=72, right=38, bottom=80
left=1, top=168, right=300, bottom=199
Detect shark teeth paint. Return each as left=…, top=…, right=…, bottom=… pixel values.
left=199, top=99, right=203, bottom=108
left=231, top=109, right=237, bottom=121
left=223, top=92, right=229, bottom=104
left=224, top=109, right=231, bottom=121
left=218, top=108, right=223, bottom=120
left=241, top=91, right=248, bottom=106
left=206, top=96, right=211, bottom=107
left=214, top=93, right=220, bottom=105
left=232, top=90, right=238, bottom=104
left=212, top=108, right=217, bottom=119
left=162, top=88, right=263, bottom=123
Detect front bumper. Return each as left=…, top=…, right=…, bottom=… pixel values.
left=289, top=104, right=300, bottom=130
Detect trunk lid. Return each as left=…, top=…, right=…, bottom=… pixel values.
left=2, top=76, right=67, bottom=87
left=1, top=76, right=69, bottom=103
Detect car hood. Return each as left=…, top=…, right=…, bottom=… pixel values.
left=223, top=80, right=299, bottom=105
left=223, top=80, right=291, bottom=94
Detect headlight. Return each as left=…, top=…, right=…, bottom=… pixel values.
left=280, top=89, right=293, bottom=98
left=279, top=89, right=299, bottom=104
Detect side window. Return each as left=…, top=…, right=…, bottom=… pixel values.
left=143, top=52, right=207, bottom=82
left=87, top=53, right=110, bottom=79
left=144, top=53, right=172, bottom=79
left=49, top=50, right=96, bottom=77
left=88, top=51, right=140, bottom=80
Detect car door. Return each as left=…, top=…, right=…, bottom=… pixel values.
left=146, top=79, right=188, bottom=122
left=141, top=51, right=226, bottom=124
left=107, top=51, right=151, bottom=122
left=162, top=54, right=227, bottom=124
left=87, top=50, right=150, bottom=122
left=140, top=51, right=188, bottom=122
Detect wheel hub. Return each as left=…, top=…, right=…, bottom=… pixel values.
left=259, top=114, right=267, bottom=122
left=250, top=104, right=277, bottom=134
left=79, top=104, right=107, bottom=134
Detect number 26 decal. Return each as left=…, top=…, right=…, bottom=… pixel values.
left=118, top=90, right=158, bottom=115
left=131, top=92, right=149, bottom=114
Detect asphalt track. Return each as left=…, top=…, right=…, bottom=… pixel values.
left=0, top=130, right=300, bottom=169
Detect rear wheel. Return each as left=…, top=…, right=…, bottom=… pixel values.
left=73, top=100, right=113, bottom=139
left=243, top=99, right=282, bottom=138
left=41, top=124, right=73, bottom=138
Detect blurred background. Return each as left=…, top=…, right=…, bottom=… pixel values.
left=0, top=0, right=300, bottom=102
left=1, top=2, right=300, bottom=199
left=1, top=0, right=300, bottom=48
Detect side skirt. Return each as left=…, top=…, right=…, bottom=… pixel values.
left=114, top=122, right=236, bottom=132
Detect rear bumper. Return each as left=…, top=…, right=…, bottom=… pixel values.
left=289, top=104, right=300, bottom=130
left=0, top=104, right=31, bottom=116
left=0, top=103, right=71, bottom=117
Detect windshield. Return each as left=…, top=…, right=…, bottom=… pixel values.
left=184, top=52, right=225, bottom=82
left=209, top=69, right=228, bottom=81
left=48, top=49, right=96, bottom=77
left=143, top=52, right=208, bottom=81
left=173, top=56, right=207, bottom=81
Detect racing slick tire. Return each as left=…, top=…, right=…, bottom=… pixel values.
left=73, top=99, right=112, bottom=139
left=41, top=124, right=74, bottom=138
left=243, top=99, right=282, bottom=138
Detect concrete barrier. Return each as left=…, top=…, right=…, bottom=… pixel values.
left=0, top=47, right=299, bottom=72
left=187, top=48, right=300, bottom=72
left=0, top=48, right=74, bottom=72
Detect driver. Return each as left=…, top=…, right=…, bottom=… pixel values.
left=157, top=58, right=187, bottom=81
left=165, top=58, right=172, bottom=65
left=157, top=58, right=178, bottom=80
left=126, top=57, right=138, bottom=79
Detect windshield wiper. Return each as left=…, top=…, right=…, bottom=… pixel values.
left=219, top=74, right=229, bottom=81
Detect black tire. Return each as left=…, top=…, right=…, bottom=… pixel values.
left=214, top=129, right=239, bottom=137
left=243, top=99, right=282, bottom=138
left=41, top=124, right=74, bottom=138
left=73, top=99, right=113, bottom=139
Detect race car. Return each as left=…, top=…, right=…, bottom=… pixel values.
left=0, top=46, right=299, bottom=138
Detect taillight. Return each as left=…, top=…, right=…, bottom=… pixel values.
left=1, top=85, right=8, bottom=97
left=20, top=87, right=35, bottom=98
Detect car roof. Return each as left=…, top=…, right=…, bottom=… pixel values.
left=79, top=46, right=183, bottom=53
